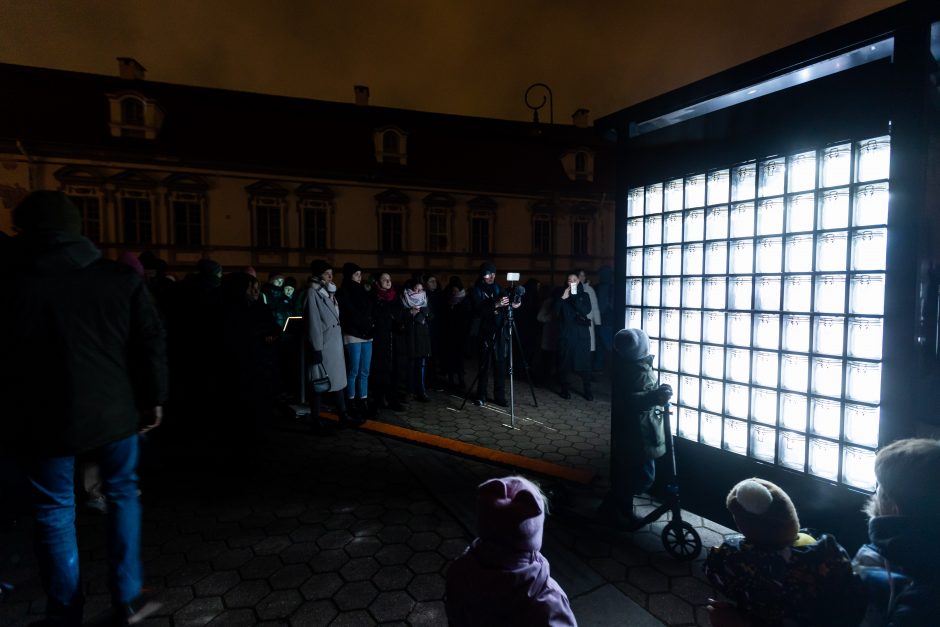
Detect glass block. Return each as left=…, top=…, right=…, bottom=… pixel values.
left=730, top=202, right=755, bottom=237
left=683, top=243, right=703, bottom=275
left=848, top=317, right=883, bottom=360
left=644, top=278, right=661, bottom=307
left=751, top=424, right=777, bottom=461
left=730, top=240, right=754, bottom=274
left=663, top=277, right=681, bottom=307
left=855, top=184, right=889, bottom=227
left=660, top=371, right=679, bottom=397
left=663, top=246, right=682, bottom=276
left=816, top=231, right=848, bottom=271
left=809, top=439, right=840, bottom=480
left=627, top=217, right=644, bottom=246
left=752, top=351, right=778, bottom=387
left=724, top=418, right=748, bottom=454
left=813, top=316, right=845, bottom=356
left=732, top=163, right=757, bottom=201
left=785, top=235, right=814, bottom=272
left=779, top=430, right=807, bottom=471
left=645, top=183, right=663, bottom=214
left=705, top=241, right=728, bottom=274
left=783, top=315, right=810, bottom=352
left=811, top=398, right=842, bottom=439
left=702, top=345, right=724, bottom=379
left=706, top=206, right=729, bottom=240
left=678, top=407, right=700, bottom=441
left=626, top=248, right=643, bottom=276
left=780, top=393, right=808, bottom=431
left=754, top=314, right=780, bottom=349
left=787, top=193, right=815, bottom=233
left=644, top=246, right=662, bottom=276
left=729, top=277, right=752, bottom=310
left=843, top=446, right=877, bottom=491
left=665, top=179, right=684, bottom=212
left=684, top=209, right=705, bottom=241
left=726, top=384, right=749, bottom=418
left=648, top=340, right=660, bottom=369
left=708, top=170, right=730, bottom=205
left=819, top=188, right=850, bottom=230
left=680, top=343, right=701, bottom=375
left=644, top=215, right=663, bottom=245
left=701, top=412, right=722, bottom=447
left=664, top=212, right=683, bottom=243
left=626, top=278, right=643, bottom=305
left=852, top=229, right=887, bottom=271
left=685, top=174, right=706, bottom=208
left=627, top=187, right=644, bottom=217
left=701, top=378, right=723, bottom=413
left=703, top=312, right=725, bottom=344
left=781, top=353, right=808, bottom=392
left=815, top=274, right=847, bottom=313
left=704, top=277, right=727, bottom=310
left=822, top=144, right=851, bottom=188
left=759, top=158, right=786, bottom=198
left=643, top=309, right=661, bottom=340
left=755, top=276, right=782, bottom=311
left=681, top=310, right=702, bottom=342
left=626, top=307, right=642, bottom=330
left=661, top=340, right=679, bottom=371
left=850, top=274, right=885, bottom=315
left=667, top=406, right=678, bottom=436
left=847, top=361, right=882, bottom=404
left=752, top=388, right=777, bottom=425
left=727, top=348, right=750, bottom=383
left=784, top=275, right=812, bottom=311
left=662, top=309, right=680, bottom=339
left=679, top=375, right=700, bottom=408
left=856, top=136, right=890, bottom=182
left=812, top=357, right=843, bottom=397
left=757, top=198, right=784, bottom=235
left=682, top=277, right=703, bottom=308
left=727, top=312, right=751, bottom=347
left=788, top=151, right=817, bottom=192
left=756, top=237, right=783, bottom=274
left=845, top=404, right=880, bottom=447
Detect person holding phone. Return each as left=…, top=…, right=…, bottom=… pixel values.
left=469, top=261, right=519, bottom=407
left=554, top=273, right=594, bottom=400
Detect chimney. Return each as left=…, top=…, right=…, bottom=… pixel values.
left=354, top=85, right=370, bottom=106
left=572, top=108, right=591, bottom=128
left=117, top=57, right=146, bottom=80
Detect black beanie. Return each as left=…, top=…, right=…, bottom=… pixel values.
left=342, top=262, right=363, bottom=281
left=310, top=259, right=332, bottom=278
left=479, top=261, right=497, bottom=276
left=13, top=190, right=82, bottom=235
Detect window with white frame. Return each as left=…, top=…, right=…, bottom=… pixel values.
left=171, top=192, right=203, bottom=246
left=380, top=206, right=404, bottom=253
left=253, top=197, right=283, bottom=249
left=625, top=135, right=891, bottom=491
left=427, top=209, right=449, bottom=252
left=533, top=215, right=553, bottom=255
left=107, top=92, right=164, bottom=139
left=374, top=127, right=408, bottom=165
left=301, top=199, right=329, bottom=251
left=120, top=190, right=153, bottom=244
left=66, top=187, right=103, bottom=243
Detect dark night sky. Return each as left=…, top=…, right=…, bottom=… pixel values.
left=0, top=0, right=900, bottom=121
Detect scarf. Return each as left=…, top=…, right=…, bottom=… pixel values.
left=376, top=286, right=397, bottom=302
left=450, top=288, right=467, bottom=307
left=402, top=288, right=427, bottom=309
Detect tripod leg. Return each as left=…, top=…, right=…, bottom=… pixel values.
left=510, top=319, right=539, bottom=408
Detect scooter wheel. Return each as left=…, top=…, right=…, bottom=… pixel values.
left=662, top=520, right=702, bottom=561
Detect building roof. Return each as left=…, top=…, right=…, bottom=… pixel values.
left=0, top=62, right=614, bottom=197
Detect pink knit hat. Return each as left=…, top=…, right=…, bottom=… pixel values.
left=476, top=476, right=545, bottom=552
left=118, top=252, right=145, bottom=277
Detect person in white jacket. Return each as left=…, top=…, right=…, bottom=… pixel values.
left=577, top=269, right=601, bottom=361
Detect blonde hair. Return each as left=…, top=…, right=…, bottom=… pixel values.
left=865, top=438, right=940, bottom=519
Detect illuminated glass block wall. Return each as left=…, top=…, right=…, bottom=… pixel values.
left=625, top=136, right=890, bottom=490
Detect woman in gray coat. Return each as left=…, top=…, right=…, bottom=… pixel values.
left=304, top=259, right=362, bottom=428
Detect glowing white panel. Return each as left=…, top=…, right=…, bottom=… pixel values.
left=756, top=237, right=783, bottom=273
left=626, top=248, right=643, bottom=276
left=644, top=278, right=661, bottom=307
left=852, top=229, right=887, bottom=271
left=750, top=424, right=776, bottom=461
left=809, top=439, right=840, bottom=480
left=788, top=152, right=817, bottom=193
left=819, top=189, right=850, bottom=230
left=627, top=217, right=644, bottom=246
left=847, top=317, right=883, bottom=360
left=705, top=241, right=728, bottom=274
left=663, top=246, right=682, bottom=276
left=822, top=144, right=852, bottom=188
left=757, top=198, right=784, bottom=235
left=727, top=312, right=751, bottom=347
left=811, top=398, right=842, bottom=438
left=661, top=340, right=679, bottom=371
left=682, top=277, right=703, bottom=308
left=707, top=170, right=730, bottom=205
left=680, top=342, right=701, bottom=375
left=702, top=378, right=723, bottom=413
left=759, top=158, right=786, bottom=198
left=645, top=183, right=663, bottom=214
left=724, top=418, right=748, bottom=454
left=663, top=277, right=681, bottom=308
left=847, top=361, right=882, bottom=404
left=730, top=202, right=755, bottom=237
left=684, top=209, right=705, bottom=241
left=702, top=345, right=725, bottom=379
left=662, top=309, right=680, bottom=339
left=855, top=184, right=889, bottom=227
left=845, top=404, right=879, bottom=447
left=725, top=384, right=749, bottom=418
left=730, top=240, right=754, bottom=274
left=787, top=194, right=815, bottom=233
left=703, top=312, right=726, bottom=344
left=843, top=446, right=877, bottom=490
left=755, top=276, right=782, bottom=311
left=753, top=314, right=780, bottom=350
left=626, top=307, right=642, bottom=330
left=812, top=357, right=844, bottom=397
left=685, top=174, right=706, bottom=208
left=850, top=274, right=885, bottom=315
left=814, top=275, right=846, bottom=314
left=681, top=310, right=702, bottom=342
left=683, top=243, right=704, bottom=275
left=782, top=315, right=810, bottom=352
left=706, top=206, right=729, bottom=239
left=752, top=351, right=779, bottom=388
left=780, top=393, right=808, bottom=431
left=644, top=246, right=662, bottom=276
left=626, top=278, right=643, bottom=305
left=664, top=212, right=683, bottom=243
left=645, top=215, right=663, bottom=245
left=627, top=188, right=645, bottom=217
left=644, top=307, right=661, bottom=338
left=680, top=375, right=700, bottom=408
left=727, top=348, right=750, bottom=383
left=816, top=232, right=848, bottom=272
left=785, top=235, right=814, bottom=272
left=813, top=316, right=845, bottom=356
left=856, top=136, right=890, bottom=182
left=781, top=353, right=808, bottom=392
left=784, top=275, right=812, bottom=311
left=704, top=277, right=727, bottom=310
left=779, top=430, right=806, bottom=470
left=732, top=164, right=757, bottom=202
left=729, top=277, right=753, bottom=310
left=751, top=388, right=777, bottom=425
left=665, top=179, right=684, bottom=212
left=701, top=412, right=722, bottom=447
left=678, top=407, right=700, bottom=440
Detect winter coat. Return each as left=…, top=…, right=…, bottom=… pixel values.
left=854, top=515, right=940, bottom=627
left=581, top=282, right=600, bottom=352
left=370, top=292, right=401, bottom=385
left=337, top=281, right=374, bottom=340
left=304, top=283, right=347, bottom=393
left=611, top=356, right=666, bottom=462
left=400, top=302, right=432, bottom=359
left=262, top=283, right=291, bottom=329
left=470, top=281, right=507, bottom=342
left=446, top=538, right=578, bottom=627
left=1, top=232, right=167, bottom=456
left=554, top=289, right=592, bottom=373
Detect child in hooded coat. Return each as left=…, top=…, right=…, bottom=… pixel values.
left=445, top=476, right=577, bottom=627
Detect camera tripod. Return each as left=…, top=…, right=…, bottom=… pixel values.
left=460, top=298, right=538, bottom=429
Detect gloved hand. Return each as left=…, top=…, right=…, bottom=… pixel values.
left=654, top=384, right=673, bottom=406
left=310, top=349, right=323, bottom=365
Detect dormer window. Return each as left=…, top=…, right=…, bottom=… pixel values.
left=374, top=126, right=408, bottom=164
left=561, top=148, right=595, bottom=182
left=107, top=91, right=164, bottom=139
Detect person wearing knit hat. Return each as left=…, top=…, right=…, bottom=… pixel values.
left=598, top=327, right=671, bottom=527
left=117, top=252, right=146, bottom=278
left=705, top=478, right=864, bottom=626
left=12, top=190, right=83, bottom=235
left=446, top=476, right=577, bottom=626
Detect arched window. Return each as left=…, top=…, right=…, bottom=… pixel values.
left=121, top=98, right=145, bottom=126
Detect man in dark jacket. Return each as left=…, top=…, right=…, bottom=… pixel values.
left=0, top=191, right=168, bottom=626
left=469, top=261, right=517, bottom=407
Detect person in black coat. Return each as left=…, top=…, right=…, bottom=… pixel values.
left=554, top=272, right=594, bottom=400
left=370, top=272, right=404, bottom=411
left=441, top=275, right=471, bottom=391
left=337, top=262, right=375, bottom=416
left=400, top=278, right=432, bottom=402
left=469, top=261, right=519, bottom=407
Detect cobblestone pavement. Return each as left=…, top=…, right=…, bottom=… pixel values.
left=0, top=373, right=733, bottom=626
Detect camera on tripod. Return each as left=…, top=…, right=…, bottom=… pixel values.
left=505, top=273, right=525, bottom=307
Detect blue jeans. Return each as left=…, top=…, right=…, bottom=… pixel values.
left=27, top=435, right=142, bottom=621
left=410, top=357, right=426, bottom=395
left=345, top=341, right=372, bottom=399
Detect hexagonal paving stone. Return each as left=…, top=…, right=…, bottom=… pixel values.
left=151, top=587, right=194, bottom=617
left=238, top=554, right=281, bottom=580
left=280, top=541, right=319, bottom=565
left=627, top=565, right=669, bottom=593
left=253, top=535, right=292, bottom=555
left=369, top=590, right=416, bottom=622
left=309, top=548, right=349, bottom=573
left=211, top=548, right=253, bottom=571
left=333, top=581, right=379, bottom=611
left=317, top=529, right=353, bottom=550
left=438, top=538, right=468, bottom=560
left=349, top=519, right=383, bottom=538
left=323, top=513, right=356, bottom=530
left=407, top=600, right=448, bottom=627
left=670, top=575, right=714, bottom=605
left=300, top=572, right=344, bottom=600
left=205, top=608, right=256, bottom=626
left=372, top=564, right=413, bottom=591
left=290, top=600, right=337, bottom=626
left=343, top=535, right=382, bottom=558
left=407, top=573, right=445, bottom=602
left=407, top=531, right=441, bottom=551
left=648, top=591, right=695, bottom=624
left=165, top=561, right=212, bottom=587
left=589, top=557, right=627, bottom=582
left=172, top=597, right=224, bottom=627
left=269, top=563, right=312, bottom=589
left=340, top=556, right=380, bottom=582
left=329, top=609, right=375, bottom=626
left=223, top=580, right=271, bottom=608
left=256, top=589, right=303, bottom=620
left=194, top=570, right=241, bottom=597
left=375, top=543, right=413, bottom=566
left=407, top=551, right=445, bottom=574
left=289, top=525, right=326, bottom=542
